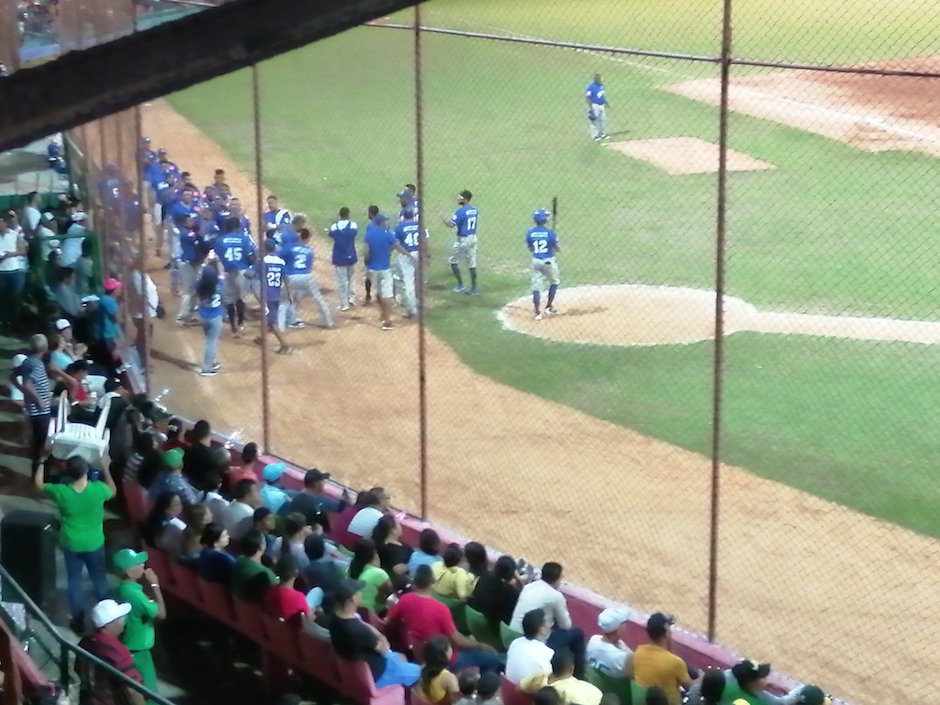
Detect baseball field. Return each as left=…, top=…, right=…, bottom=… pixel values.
left=138, top=1, right=940, bottom=703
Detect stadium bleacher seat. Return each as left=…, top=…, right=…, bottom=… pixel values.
left=500, top=621, right=523, bottom=650
left=431, top=591, right=469, bottom=635
left=500, top=676, right=535, bottom=705
left=465, top=605, right=502, bottom=651
left=585, top=666, right=633, bottom=705
left=334, top=657, right=406, bottom=705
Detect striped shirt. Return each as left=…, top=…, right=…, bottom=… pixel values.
left=20, top=355, right=51, bottom=417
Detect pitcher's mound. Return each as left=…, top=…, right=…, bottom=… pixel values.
left=607, top=137, right=775, bottom=175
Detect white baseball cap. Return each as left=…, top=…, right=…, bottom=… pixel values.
left=55, top=318, right=71, bottom=331
left=90, top=599, right=131, bottom=628
left=598, top=607, right=630, bottom=632
left=12, top=354, right=27, bottom=368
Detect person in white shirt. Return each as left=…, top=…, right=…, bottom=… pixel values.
left=7, top=353, right=27, bottom=407
left=509, top=562, right=587, bottom=679
left=506, top=608, right=555, bottom=684
left=37, top=211, right=59, bottom=259
left=346, top=486, right=390, bottom=539
left=61, top=211, right=87, bottom=267
left=0, top=211, right=28, bottom=328
left=21, top=192, right=41, bottom=237
left=226, top=478, right=262, bottom=540
left=587, top=608, right=632, bottom=677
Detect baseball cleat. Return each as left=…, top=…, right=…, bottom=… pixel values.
left=546, top=306, right=557, bottom=315
left=199, top=368, right=218, bottom=377
left=211, top=362, right=221, bottom=371
left=339, top=305, right=350, bottom=312
left=451, top=285, right=466, bottom=293
left=465, top=288, right=478, bottom=296
left=289, top=321, right=307, bottom=329
left=381, top=322, right=395, bottom=331
left=534, top=313, right=543, bottom=321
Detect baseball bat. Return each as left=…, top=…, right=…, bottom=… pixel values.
left=551, top=195, right=558, bottom=231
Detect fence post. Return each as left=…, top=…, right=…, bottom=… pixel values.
left=252, top=63, right=271, bottom=452
left=708, top=0, right=735, bottom=642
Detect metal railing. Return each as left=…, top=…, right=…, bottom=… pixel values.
left=0, top=563, right=173, bottom=705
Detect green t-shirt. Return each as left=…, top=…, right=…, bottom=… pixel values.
left=350, top=564, right=390, bottom=613
left=721, top=676, right=764, bottom=705
left=43, top=481, right=112, bottom=552
left=231, top=556, right=278, bottom=602
left=115, top=580, right=159, bottom=651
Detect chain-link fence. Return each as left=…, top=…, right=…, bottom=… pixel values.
left=18, top=1, right=940, bottom=704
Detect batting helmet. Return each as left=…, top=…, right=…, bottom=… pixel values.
left=533, top=208, right=551, bottom=224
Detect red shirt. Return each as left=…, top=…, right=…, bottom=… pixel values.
left=263, top=585, right=310, bottom=621
left=227, top=467, right=258, bottom=487
left=78, top=629, right=143, bottom=705
left=387, top=592, right=456, bottom=641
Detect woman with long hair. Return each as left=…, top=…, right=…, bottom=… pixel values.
left=372, top=514, right=413, bottom=587
left=347, top=538, right=394, bottom=615
left=178, top=503, right=213, bottom=562
left=463, top=541, right=488, bottom=593
left=196, top=522, right=235, bottom=584
left=417, top=635, right=459, bottom=705
left=195, top=255, right=223, bottom=377
left=470, top=554, right=523, bottom=632
left=142, top=491, right=185, bottom=549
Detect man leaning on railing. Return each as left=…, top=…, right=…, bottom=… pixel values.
left=77, top=600, right=146, bottom=705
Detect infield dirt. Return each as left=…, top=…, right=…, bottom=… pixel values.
left=134, top=98, right=939, bottom=705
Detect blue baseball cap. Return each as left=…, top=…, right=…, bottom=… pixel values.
left=263, top=463, right=286, bottom=482
left=533, top=208, right=550, bottom=224
left=374, top=213, right=390, bottom=224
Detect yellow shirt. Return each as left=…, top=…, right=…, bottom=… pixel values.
left=632, top=643, right=688, bottom=705
left=434, top=565, right=473, bottom=599
left=420, top=670, right=454, bottom=704
left=519, top=673, right=603, bottom=705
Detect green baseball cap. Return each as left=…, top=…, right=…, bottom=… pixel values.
left=164, top=447, right=184, bottom=469
left=112, top=548, right=148, bottom=573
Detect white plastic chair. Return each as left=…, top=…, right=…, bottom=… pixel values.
left=47, top=393, right=112, bottom=463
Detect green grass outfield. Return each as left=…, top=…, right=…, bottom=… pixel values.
left=167, top=2, right=940, bottom=538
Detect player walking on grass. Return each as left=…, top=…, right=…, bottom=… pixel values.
left=329, top=207, right=358, bottom=311
left=365, top=213, right=410, bottom=330
left=395, top=207, right=424, bottom=319
left=279, top=224, right=334, bottom=330
left=526, top=209, right=561, bottom=320
left=442, top=189, right=479, bottom=295
left=214, top=216, right=255, bottom=336
left=586, top=73, right=609, bottom=141
left=261, top=239, right=291, bottom=354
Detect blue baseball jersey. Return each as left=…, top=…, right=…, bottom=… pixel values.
left=144, top=162, right=164, bottom=189
left=586, top=81, right=606, bottom=105
left=197, top=272, right=224, bottom=319
left=263, top=209, right=290, bottom=238
left=329, top=220, right=358, bottom=266
left=169, top=200, right=197, bottom=226
left=198, top=217, right=220, bottom=241
left=526, top=226, right=559, bottom=260
left=263, top=255, right=286, bottom=302
left=213, top=205, right=232, bottom=229
left=450, top=205, right=479, bottom=236
left=282, top=244, right=313, bottom=275
left=214, top=233, right=255, bottom=271
left=179, top=228, right=199, bottom=263
left=394, top=219, right=422, bottom=253
left=398, top=197, right=420, bottom=222
left=364, top=223, right=397, bottom=271
left=278, top=226, right=299, bottom=250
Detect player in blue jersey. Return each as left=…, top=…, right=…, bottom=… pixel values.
left=442, top=189, right=479, bottom=295
left=394, top=208, right=425, bottom=318
left=525, top=209, right=561, bottom=320
left=197, top=204, right=221, bottom=243
left=176, top=213, right=201, bottom=324
left=261, top=239, right=291, bottom=354
left=228, top=198, right=252, bottom=235
left=276, top=214, right=299, bottom=249
left=364, top=213, right=410, bottom=330
left=398, top=188, right=420, bottom=222
left=329, top=207, right=358, bottom=311
left=214, top=216, right=256, bottom=336
left=195, top=256, right=224, bottom=376
left=279, top=221, right=334, bottom=330
left=362, top=205, right=380, bottom=304
left=585, top=73, right=610, bottom=141
left=262, top=194, right=291, bottom=240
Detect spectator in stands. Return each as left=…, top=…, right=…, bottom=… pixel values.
left=7, top=353, right=27, bottom=409
left=686, top=669, right=725, bottom=705
left=133, top=433, right=166, bottom=489
left=302, top=534, right=341, bottom=593
left=475, top=672, right=501, bottom=705
left=287, top=468, right=345, bottom=530
left=718, top=660, right=772, bottom=705
left=252, top=507, right=280, bottom=559
left=35, top=455, right=115, bottom=633
left=435, top=543, right=474, bottom=600
left=263, top=555, right=310, bottom=624
left=196, top=522, right=235, bottom=584
left=231, top=528, right=278, bottom=602
left=52, top=319, right=85, bottom=365
left=260, top=463, right=292, bottom=513
left=162, top=417, right=187, bottom=452
left=0, top=210, right=28, bottom=329
left=147, top=447, right=197, bottom=504
left=347, top=486, right=390, bottom=540
left=177, top=503, right=213, bottom=561
left=464, top=541, right=488, bottom=591
left=510, top=562, right=586, bottom=679
left=329, top=578, right=420, bottom=688
left=37, top=211, right=59, bottom=258
left=225, top=478, right=261, bottom=540
left=347, top=538, right=393, bottom=615
left=418, top=635, right=461, bottom=704
left=182, top=419, right=214, bottom=489
left=586, top=608, right=632, bottom=677
left=471, top=555, right=523, bottom=634
left=21, top=191, right=41, bottom=237
left=645, top=687, right=669, bottom=705
left=407, top=527, right=443, bottom=577
left=372, top=514, right=413, bottom=589
left=93, top=278, right=124, bottom=374
left=519, top=649, right=601, bottom=705
left=226, top=442, right=259, bottom=489
left=112, top=549, right=166, bottom=696
left=196, top=473, right=228, bottom=522
left=506, top=608, right=554, bottom=685
left=279, top=512, right=314, bottom=568
left=77, top=600, right=145, bottom=705
left=626, top=613, right=691, bottom=705
left=332, top=489, right=367, bottom=543
left=387, top=564, right=501, bottom=673
left=75, top=238, right=95, bottom=296
left=453, top=670, right=481, bottom=705
left=534, top=686, right=561, bottom=705
left=54, top=267, right=83, bottom=319
left=142, top=491, right=185, bottom=551
left=61, top=211, right=87, bottom=267
left=302, top=588, right=331, bottom=641
left=11, top=334, right=52, bottom=477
